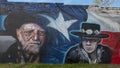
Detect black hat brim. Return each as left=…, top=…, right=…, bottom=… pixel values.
left=71, top=32, right=109, bottom=38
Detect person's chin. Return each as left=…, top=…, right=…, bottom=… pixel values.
left=26, top=48, right=39, bottom=54
left=85, top=48, right=94, bottom=53
left=86, top=49, right=95, bottom=53
left=32, top=48, right=39, bottom=54
left=28, top=51, right=39, bottom=55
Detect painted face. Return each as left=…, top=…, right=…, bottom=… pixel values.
left=17, top=23, right=46, bottom=54
left=82, top=37, right=100, bottom=53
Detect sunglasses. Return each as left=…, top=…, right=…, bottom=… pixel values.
left=82, top=37, right=100, bottom=42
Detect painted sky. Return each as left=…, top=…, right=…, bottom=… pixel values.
left=8, top=0, right=120, bottom=7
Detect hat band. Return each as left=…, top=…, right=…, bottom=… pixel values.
left=81, top=29, right=100, bottom=35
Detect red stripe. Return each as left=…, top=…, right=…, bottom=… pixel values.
left=101, top=31, right=120, bottom=64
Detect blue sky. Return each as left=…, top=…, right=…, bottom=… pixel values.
left=8, top=0, right=120, bottom=7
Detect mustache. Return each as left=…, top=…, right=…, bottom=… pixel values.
left=30, top=41, right=41, bottom=44
left=23, top=41, right=41, bottom=49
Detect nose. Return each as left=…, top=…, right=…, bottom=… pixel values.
left=86, top=41, right=91, bottom=45
left=32, top=31, right=39, bottom=40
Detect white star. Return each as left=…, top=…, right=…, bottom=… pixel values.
left=41, top=12, right=77, bottom=41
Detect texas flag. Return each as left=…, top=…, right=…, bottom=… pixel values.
left=101, top=31, right=120, bottom=64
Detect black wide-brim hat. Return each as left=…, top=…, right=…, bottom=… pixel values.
left=3, top=11, right=40, bottom=38
left=71, top=23, right=109, bottom=38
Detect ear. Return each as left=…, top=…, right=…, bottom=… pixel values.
left=16, top=29, right=20, bottom=37
left=16, top=29, right=21, bottom=41
left=98, top=39, right=101, bottom=43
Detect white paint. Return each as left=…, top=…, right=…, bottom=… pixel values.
left=0, top=36, right=16, bottom=53
left=41, top=12, right=77, bottom=41
left=87, top=11, right=120, bottom=32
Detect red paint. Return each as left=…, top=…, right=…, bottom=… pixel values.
left=101, top=31, right=120, bottom=64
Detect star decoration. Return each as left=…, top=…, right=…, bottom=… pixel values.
left=41, top=12, right=77, bottom=41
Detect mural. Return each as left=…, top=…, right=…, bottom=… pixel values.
left=0, top=2, right=120, bottom=64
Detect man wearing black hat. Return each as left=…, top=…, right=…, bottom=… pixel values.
left=65, top=23, right=113, bottom=64
left=0, top=12, right=46, bottom=63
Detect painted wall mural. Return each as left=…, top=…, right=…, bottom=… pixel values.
left=0, top=2, right=120, bottom=64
